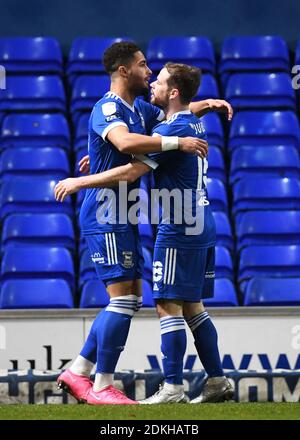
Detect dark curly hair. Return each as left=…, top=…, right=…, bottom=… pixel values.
left=103, top=42, right=142, bottom=75
left=164, top=62, right=201, bottom=105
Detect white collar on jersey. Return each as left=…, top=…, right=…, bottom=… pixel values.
left=165, top=110, right=192, bottom=124
left=105, top=92, right=135, bottom=113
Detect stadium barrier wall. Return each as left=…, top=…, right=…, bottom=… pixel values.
left=1, top=308, right=299, bottom=372
left=0, top=369, right=299, bottom=403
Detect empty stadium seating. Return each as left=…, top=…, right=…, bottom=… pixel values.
left=230, top=145, right=300, bottom=184
left=204, top=279, right=238, bottom=307
left=0, top=76, right=66, bottom=112
left=225, top=73, right=296, bottom=110
left=238, top=245, right=300, bottom=292
left=1, top=113, right=70, bottom=149
left=1, top=213, right=75, bottom=252
left=233, top=177, right=300, bottom=219
left=0, top=177, right=73, bottom=219
left=220, top=36, right=290, bottom=85
left=71, top=75, right=110, bottom=122
left=244, top=277, right=300, bottom=306
left=0, top=279, right=74, bottom=309
left=236, top=211, right=300, bottom=251
left=79, top=279, right=109, bottom=308
left=206, top=178, right=228, bottom=212
left=67, top=37, right=133, bottom=79
left=207, top=146, right=226, bottom=182
left=0, top=147, right=70, bottom=179
left=0, top=34, right=299, bottom=309
left=200, top=113, right=224, bottom=150
left=0, top=37, right=63, bottom=74
left=147, top=36, right=216, bottom=73
left=1, top=246, right=75, bottom=290
left=194, top=74, right=219, bottom=100
left=229, top=111, right=300, bottom=153
left=213, top=212, right=234, bottom=251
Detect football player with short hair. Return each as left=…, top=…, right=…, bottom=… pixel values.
left=55, top=60, right=233, bottom=404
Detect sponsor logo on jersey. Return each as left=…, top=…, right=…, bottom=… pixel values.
left=153, top=261, right=163, bottom=282
left=102, top=102, right=117, bottom=116
left=91, top=252, right=105, bottom=264
left=105, top=115, right=118, bottom=122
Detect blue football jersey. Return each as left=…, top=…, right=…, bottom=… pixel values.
left=147, top=110, right=216, bottom=249
left=80, top=92, right=164, bottom=235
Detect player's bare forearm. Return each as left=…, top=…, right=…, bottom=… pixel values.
left=107, top=126, right=208, bottom=157
left=54, top=161, right=150, bottom=202
left=80, top=161, right=150, bottom=188
left=109, top=130, right=163, bottom=154
left=189, top=99, right=233, bottom=121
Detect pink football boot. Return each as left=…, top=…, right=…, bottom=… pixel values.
left=57, top=369, right=93, bottom=403
left=86, top=385, right=138, bottom=405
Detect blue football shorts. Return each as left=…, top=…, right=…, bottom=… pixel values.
left=152, top=245, right=215, bottom=302
left=84, top=227, right=144, bottom=286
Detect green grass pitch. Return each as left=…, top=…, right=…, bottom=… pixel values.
left=0, top=403, right=299, bottom=420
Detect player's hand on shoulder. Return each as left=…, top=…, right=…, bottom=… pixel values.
left=207, top=99, right=233, bottom=121
left=78, top=155, right=90, bottom=174
left=54, top=178, right=81, bottom=202
left=178, top=137, right=208, bottom=158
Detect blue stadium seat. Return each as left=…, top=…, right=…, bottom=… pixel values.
left=236, top=211, right=300, bottom=252
left=226, top=73, right=296, bottom=110
left=80, top=279, right=154, bottom=308
left=230, top=146, right=300, bottom=185
left=220, top=36, right=290, bottom=85
left=244, top=277, right=300, bottom=306
left=212, top=212, right=234, bottom=251
left=79, top=249, right=96, bottom=288
left=74, top=113, right=89, bottom=153
left=207, top=146, right=226, bottom=182
left=142, top=247, right=153, bottom=282
left=0, top=147, right=70, bottom=179
left=232, top=177, right=300, bottom=219
left=80, top=279, right=108, bottom=308
left=229, top=111, right=300, bottom=153
left=215, top=246, right=233, bottom=279
left=238, top=245, right=300, bottom=292
left=193, top=74, right=219, bottom=100
left=204, top=279, right=238, bottom=307
left=1, top=213, right=75, bottom=252
left=1, top=114, right=70, bottom=150
left=142, top=279, right=155, bottom=307
left=1, top=246, right=75, bottom=290
left=0, top=177, right=73, bottom=219
left=207, top=178, right=228, bottom=212
left=0, top=76, right=66, bottom=112
left=71, top=75, right=110, bottom=121
left=0, top=279, right=74, bottom=309
left=147, top=36, right=216, bottom=73
left=67, top=37, right=133, bottom=79
left=200, top=113, right=224, bottom=150
left=0, top=37, right=63, bottom=74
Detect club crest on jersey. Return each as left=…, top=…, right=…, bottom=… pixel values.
left=102, top=102, right=117, bottom=116
left=122, top=251, right=134, bottom=268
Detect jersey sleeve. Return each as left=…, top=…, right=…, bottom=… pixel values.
left=147, top=123, right=178, bottom=165
left=91, top=100, right=128, bottom=140
left=138, top=100, right=165, bottom=133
